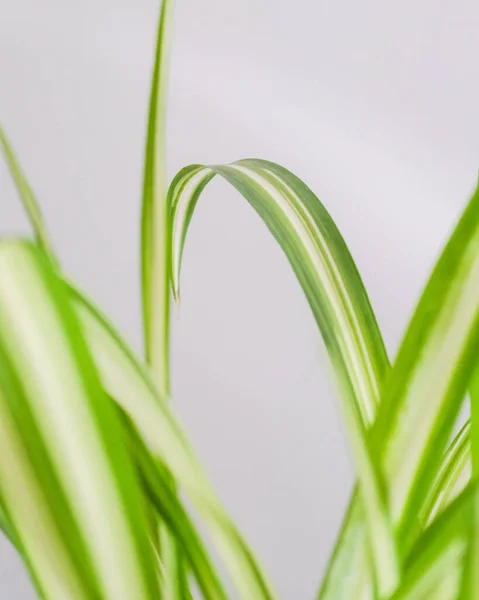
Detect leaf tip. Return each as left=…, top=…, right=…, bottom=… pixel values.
left=172, top=287, right=181, bottom=306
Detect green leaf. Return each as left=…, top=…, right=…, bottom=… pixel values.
left=421, top=421, right=471, bottom=526
left=0, top=127, right=57, bottom=266
left=320, top=420, right=472, bottom=599
left=68, top=283, right=275, bottom=600
left=320, top=419, right=472, bottom=600
left=391, top=484, right=476, bottom=600
left=0, top=240, right=160, bottom=600
left=140, top=1, right=182, bottom=594
left=339, top=179, right=479, bottom=595
left=119, top=410, right=228, bottom=600
left=317, top=494, right=372, bottom=600
left=169, top=160, right=389, bottom=425
left=322, top=179, right=479, bottom=599
left=461, top=365, right=479, bottom=597
left=167, top=159, right=398, bottom=595
left=141, top=0, right=173, bottom=394
left=370, top=180, right=479, bottom=553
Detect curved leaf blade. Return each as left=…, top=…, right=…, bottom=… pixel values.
left=168, top=159, right=398, bottom=594
left=170, top=160, right=389, bottom=425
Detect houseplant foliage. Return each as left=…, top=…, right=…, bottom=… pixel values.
left=1, top=0, right=479, bottom=598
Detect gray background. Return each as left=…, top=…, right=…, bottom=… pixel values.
left=1, top=0, right=478, bottom=597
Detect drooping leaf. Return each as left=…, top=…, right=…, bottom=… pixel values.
left=0, top=240, right=160, bottom=600
left=169, top=160, right=389, bottom=425
left=168, top=158, right=398, bottom=594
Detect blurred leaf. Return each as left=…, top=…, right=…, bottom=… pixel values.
left=460, top=365, right=479, bottom=597
left=391, top=485, right=476, bottom=600
left=0, top=240, right=160, bottom=600
left=0, top=127, right=57, bottom=266
left=322, top=179, right=479, bottom=599
left=317, top=496, right=372, bottom=600
left=371, top=180, right=479, bottom=553
left=120, top=411, right=228, bottom=600
left=69, top=284, right=275, bottom=600
left=422, top=421, right=471, bottom=526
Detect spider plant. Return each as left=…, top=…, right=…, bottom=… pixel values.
left=0, top=1, right=478, bottom=599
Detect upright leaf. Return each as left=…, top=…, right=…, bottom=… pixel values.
left=322, top=178, right=479, bottom=600
left=140, top=1, right=186, bottom=595
left=370, top=180, right=479, bottom=553
left=141, top=0, right=173, bottom=394
left=421, top=421, right=471, bottom=525
left=0, top=127, right=57, bottom=266
left=391, top=485, right=476, bottom=600
left=461, top=366, right=479, bottom=597
left=317, top=496, right=371, bottom=600
left=168, top=159, right=398, bottom=594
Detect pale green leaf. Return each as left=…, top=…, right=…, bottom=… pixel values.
left=68, top=283, right=275, bottom=600
left=0, top=240, right=160, bottom=600
left=120, top=412, right=228, bottom=600
left=140, top=1, right=182, bottom=593
left=391, top=485, right=476, bottom=600
left=317, top=496, right=371, bottom=600
left=422, top=421, right=471, bottom=526
left=141, top=0, right=173, bottom=394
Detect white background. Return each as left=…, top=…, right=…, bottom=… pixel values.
left=1, top=0, right=479, bottom=597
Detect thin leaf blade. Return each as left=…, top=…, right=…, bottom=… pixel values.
left=141, top=0, right=173, bottom=393
left=0, top=127, right=57, bottom=266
